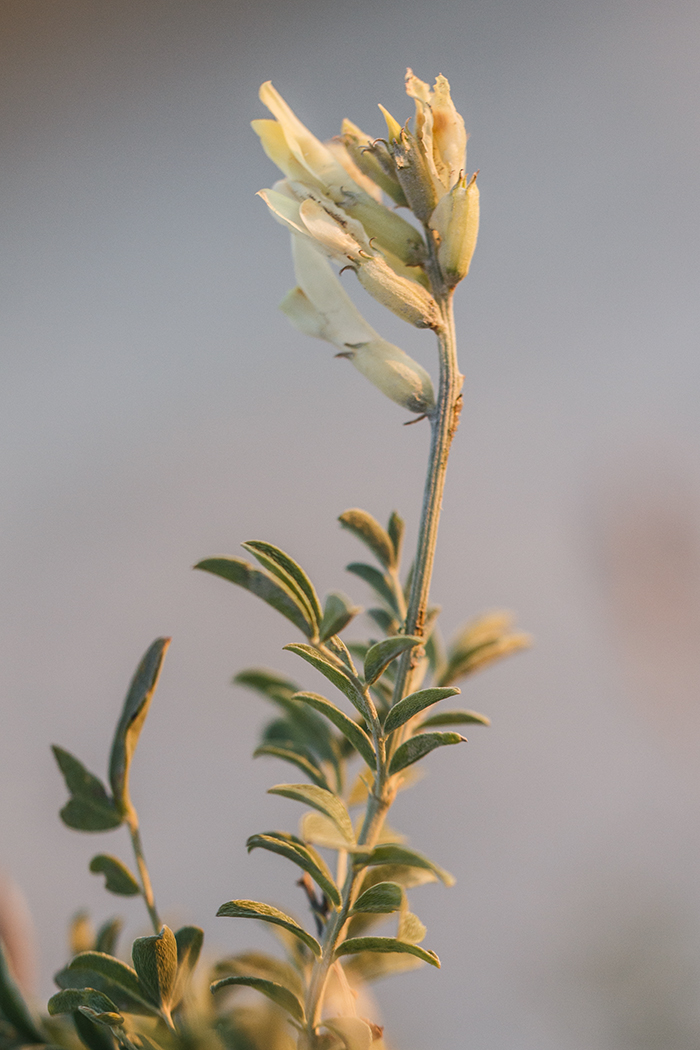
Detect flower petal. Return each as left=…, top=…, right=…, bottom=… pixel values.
left=291, top=235, right=377, bottom=346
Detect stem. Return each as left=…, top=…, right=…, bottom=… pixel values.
left=303, top=293, right=462, bottom=1044
left=126, top=817, right=161, bottom=933
left=392, top=291, right=463, bottom=704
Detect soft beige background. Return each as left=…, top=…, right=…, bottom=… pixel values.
left=2, top=2, right=700, bottom=1048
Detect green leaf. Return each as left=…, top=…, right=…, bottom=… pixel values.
left=61, top=952, right=155, bottom=1014
left=421, top=709, right=490, bottom=728
left=292, top=692, right=376, bottom=769
left=268, top=783, right=354, bottom=843
left=132, top=926, right=178, bottom=1012
left=345, top=563, right=398, bottom=614
left=211, top=975, right=305, bottom=1023
left=351, top=882, right=403, bottom=915
left=387, top=511, right=404, bottom=565
left=0, top=937, right=45, bottom=1043
left=283, top=644, right=371, bottom=722
left=95, top=919, right=122, bottom=957
left=108, top=638, right=170, bottom=817
left=334, top=937, right=439, bottom=968
left=339, top=509, right=395, bottom=569
left=241, top=540, right=322, bottom=630
left=73, top=1009, right=119, bottom=1050
left=254, top=744, right=331, bottom=791
left=195, top=557, right=313, bottom=638
left=324, top=1016, right=373, bottom=1050
left=367, top=608, right=400, bottom=636
left=246, top=832, right=341, bottom=907
left=383, top=687, right=461, bottom=734
left=388, top=732, right=466, bottom=775
left=364, top=636, right=422, bottom=685
left=319, top=592, right=361, bottom=642
left=89, top=855, right=140, bottom=897
left=47, top=989, right=122, bottom=1023
left=216, top=901, right=321, bottom=957
left=359, top=844, right=455, bottom=886
left=233, top=668, right=299, bottom=703
left=51, top=747, right=121, bottom=832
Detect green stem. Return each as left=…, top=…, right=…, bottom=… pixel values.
left=126, top=817, right=161, bottom=933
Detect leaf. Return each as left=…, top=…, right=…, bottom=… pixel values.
left=343, top=948, right=423, bottom=983
left=132, top=926, right=178, bottom=1012
left=383, top=687, right=461, bottom=734
left=246, top=832, right=341, bottom=907
left=210, top=976, right=305, bottom=1023
left=89, top=856, right=140, bottom=897
left=367, top=608, right=400, bottom=636
left=60, top=952, right=155, bottom=1014
left=108, top=638, right=170, bottom=816
left=339, top=509, right=395, bottom=569
left=359, top=844, right=455, bottom=886
left=70, top=912, right=95, bottom=955
left=216, top=900, right=321, bottom=957
left=334, top=938, right=439, bottom=968
left=345, top=563, right=398, bottom=614
left=233, top=668, right=299, bottom=703
left=73, top=1009, right=119, bottom=1050
left=47, top=989, right=122, bottom=1023
left=364, top=636, right=422, bottom=685
left=212, top=951, right=302, bottom=997
left=421, top=709, right=490, bottom=728
left=387, top=511, right=404, bottom=565
left=351, top=882, right=403, bottom=915
left=268, top=783, right=355, bottom=844
left=195, top=557, right=313, bottom=638
left=51, top=748, right=121, bottom=832
left=301, top=812, right=356, bottom=852
left=242, top=540, right=322, bottom=630
left=253, top=744, right=331, bottom=791
left=324, top=1015, right=373, bottom=1050
left=95, top=919, right=122, bottom=957
left=172, top=926, right=204, bottom=1006
left=398, top=910, right=426, bottom=945
left=388, top=732, right=466, bottom=776
left=0, top=937, right=45, bottom=1043
left=439, top=612, right=531, bottom=686
left=283, top=644, right=371, bottom=721
left=292, top=693, right=376, bottom=768
left=319, top=592, right=361, bottom=642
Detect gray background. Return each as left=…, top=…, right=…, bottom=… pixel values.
left=2, top=1, right=700, bottom=1047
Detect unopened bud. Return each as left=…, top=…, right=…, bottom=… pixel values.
left=341, top=119, right=408, bottom=206
left=355, top=255, right=440, bottom=329
left=340, top=338, right=435, bottom=415
left=382, top=122, right=440, bottom=224
left=338, top=190, right=425, bottom=266
left=430, top=173, right=479, bottom=286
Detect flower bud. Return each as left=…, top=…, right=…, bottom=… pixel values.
left=339, top=339, right=435, bottom=415
left=338, top=190, right=425, bottom=266
left=340, top=119, right=408, bottom=206
left=379, top=107, right=440, bottom=224
left=356, top=255, right=440, bottom=329
left=430, top=173, right=479, bottom=286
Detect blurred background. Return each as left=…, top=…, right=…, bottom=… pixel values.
left=2, top=1, right=700, bottom=1047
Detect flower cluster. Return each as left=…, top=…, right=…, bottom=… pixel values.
left=252, top=70, right=479, bottom=415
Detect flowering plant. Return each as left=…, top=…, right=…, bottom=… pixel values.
left=0, top=71, right=526, bottom=1050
